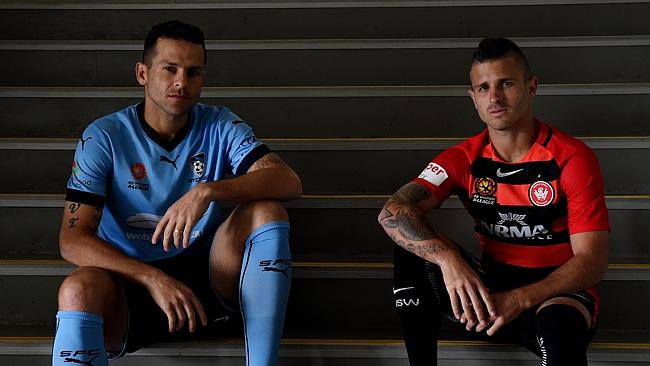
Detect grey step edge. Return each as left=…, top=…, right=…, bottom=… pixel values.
left=0, top=337, right=649, bottom=362
left=1, top=194, right=649, bottom=210
left=1, top=137, right=648, bottom=151
left=1, top=261, right=648, bottom=281
left=1, top=0, right=649, bottom=9
left=3, top=36, right=650, bottom=50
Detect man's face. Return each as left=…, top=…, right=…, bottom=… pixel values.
left=468, top=55, right=537, bottom=132
left=136, top=37, right=205, bottom=119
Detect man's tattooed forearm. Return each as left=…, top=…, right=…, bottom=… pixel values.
left=68, top=203, right=81, bottom=213
left=378, top=204, right=398, bottom=229
left=396, top=208, right=436, bottom=241
left=68, top=217, right=79, bottom=228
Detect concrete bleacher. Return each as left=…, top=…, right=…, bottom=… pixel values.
left=0, top=0, right=649, bottom=365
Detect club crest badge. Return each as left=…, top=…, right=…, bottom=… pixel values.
left=529, top=181, right=555, bottom=207
left=190, top=152, right=205, bottom=176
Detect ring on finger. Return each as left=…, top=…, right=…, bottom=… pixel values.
left=174, top=228, right=181, bottom=234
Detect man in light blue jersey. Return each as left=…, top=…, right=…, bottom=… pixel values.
left=52, top=20, right=302, bottom=366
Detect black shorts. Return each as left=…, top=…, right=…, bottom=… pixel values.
left=393, top=244, right=598, bottom=355
left=114, top=243, right=241, bottom=357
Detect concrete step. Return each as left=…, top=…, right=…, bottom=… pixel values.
left=0, top=138, right=648, bottom=194
left=1, top=194, right=648, bottom=263
left=0, top=261, right=648, bottom=342
left=2, top=337, right=649, bottom=366
left=1, top=1, right=649, bottom=40
left=3, top=43, right=649, bottom=86
left=2, top=85, right=650, bottom=138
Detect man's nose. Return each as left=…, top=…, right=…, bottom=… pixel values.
left=174, top=72, right=187, bottom=88
left=489, top=87, right=503, bottom=104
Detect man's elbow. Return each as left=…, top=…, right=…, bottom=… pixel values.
left=58, top=231, right=74, bottom=262
left=285, top=173, right=303, bottom=200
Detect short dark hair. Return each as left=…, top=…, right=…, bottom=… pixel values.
left=471, top=37, right=532, bottom=80
left=143, top=20, right=207, bottom=66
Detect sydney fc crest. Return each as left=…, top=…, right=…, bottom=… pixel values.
left=190, top=152, right=205, bottom=176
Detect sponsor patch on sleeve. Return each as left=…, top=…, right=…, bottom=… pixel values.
left=418, top=162, right=448, bottom=186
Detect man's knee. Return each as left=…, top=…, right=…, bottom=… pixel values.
left=245, top=200, right=288, bottom=223
left=535, top=304, right=591, bottom=365
left=58, top=267, right=119, bottom=313
left=226, top=200, right=288, bottom=234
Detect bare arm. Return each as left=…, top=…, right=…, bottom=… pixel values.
left=204, top=152, right=302, bottom=204
left=483, top=231, right=608, bottom=335
left=513, top=231, right=608, bottom=308
left=152, top=152, right=302, bottom=249
left=60, top=201, right=207, bottom=332
left=378, top=182, right=496, bottom=327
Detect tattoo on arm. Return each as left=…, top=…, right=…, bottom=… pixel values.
left=68, top=203, right=81, bottom=214
left=249, top=153, right=285, bottom=171
left=399, top=183, right=432, bottom=203
left=68, top=217, right=79, bottom=228
left=380, top=183, right=448, bottom=258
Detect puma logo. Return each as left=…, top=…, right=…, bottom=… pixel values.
left=80, top=136, right=92, bottom=150
left=262, top=266, right=290, bottom=278
left=159, top=154, right=180, bottom=170
left=64, top=355, right=98, bottom=365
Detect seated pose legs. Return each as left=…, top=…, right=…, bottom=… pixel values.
left=54, top=200, right=293, bottom=366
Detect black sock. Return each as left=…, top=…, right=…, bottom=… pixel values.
left=535, top=304, right=591, bottom=366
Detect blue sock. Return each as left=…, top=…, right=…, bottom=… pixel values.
left=52, top=311, right=108, bottom=366
left=239, top=221, right=291, bottom=366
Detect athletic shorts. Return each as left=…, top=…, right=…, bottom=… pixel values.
left=113, top=242, right=241, bottom=357
left=393, top=244, right=598, bottom=356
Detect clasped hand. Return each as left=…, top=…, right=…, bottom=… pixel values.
left=442, top=260, right=525, bottom=336
left=151, top=184, right=211, bottom=251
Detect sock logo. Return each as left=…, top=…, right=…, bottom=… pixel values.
left=59, top=349, right=100, bottom=365
left=395, top=298, right=420, bottom=307
left=259, top=258, right=291, bottom=278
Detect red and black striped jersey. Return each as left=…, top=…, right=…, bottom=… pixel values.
left=413, top=120, right=609, bottom=270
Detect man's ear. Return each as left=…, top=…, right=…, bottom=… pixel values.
left=528, top=76, right=538, bottom=98
left=467, top=88, right=478, bottom=110
left=135, top=62, right=147, bottom=86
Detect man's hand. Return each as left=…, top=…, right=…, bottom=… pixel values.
left=144, top=270, right=208, bottom=333
left=152, top=184, right=211, bottom=251
left=441, top=256, right=496, bottom=331
left=476, top=290, right=526, bottom=336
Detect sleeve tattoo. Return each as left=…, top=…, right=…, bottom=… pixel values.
left=379, top=183, right=448, bottom=258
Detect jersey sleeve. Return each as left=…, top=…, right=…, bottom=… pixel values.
left=412, top=146, right=468, bottom=202
left=560, top=147, right=610, bottom=234
left=65, top=123, right=113, bottom=206
left=219, top=110, right=271, bottom=176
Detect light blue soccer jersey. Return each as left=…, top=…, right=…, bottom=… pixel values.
left=66, top=102, right=269, bottom=262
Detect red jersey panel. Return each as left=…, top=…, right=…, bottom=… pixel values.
left=414, top=120, right=609, bottom=269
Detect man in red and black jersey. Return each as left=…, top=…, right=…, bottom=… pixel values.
left=378, top=38, right=609, bottom=366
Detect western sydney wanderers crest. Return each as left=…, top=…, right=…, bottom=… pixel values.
left=529, top=180, right=555, bottom=207
left=471, top=177, right=497, bottom=205
left=190, top=152, right=205, bottom=176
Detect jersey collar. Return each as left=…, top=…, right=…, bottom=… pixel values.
left=136, top=101, right=193, bottom=152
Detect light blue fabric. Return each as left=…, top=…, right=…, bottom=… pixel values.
left=239, top=221, right=291, bottom=366
left=67, top=102, right=265, bottom=261
left=52, top=311, right=108, bottom=366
